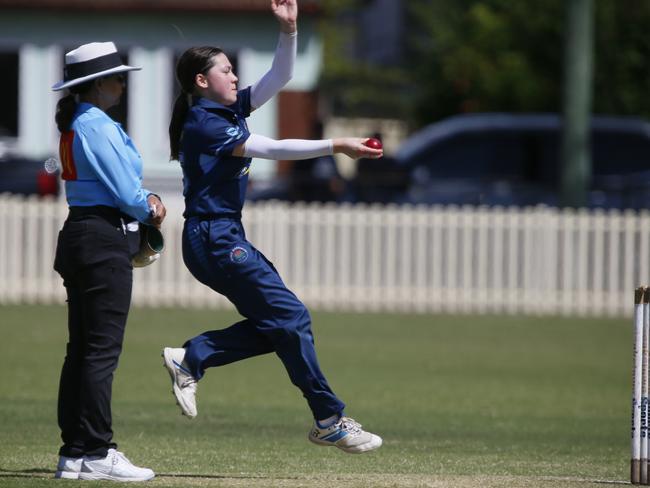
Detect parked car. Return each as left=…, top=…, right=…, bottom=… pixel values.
left=395, top=113, right=650, bottom=209
left=0, top=153, right=59, bottom=196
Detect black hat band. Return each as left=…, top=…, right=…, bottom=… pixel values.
left=64, top=52, right=123, bottom=82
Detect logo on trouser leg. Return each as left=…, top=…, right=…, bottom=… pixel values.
left=229, top=246, right=248, bottom=263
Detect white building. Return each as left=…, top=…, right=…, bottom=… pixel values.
left=0, top=0, right=324, bottom=194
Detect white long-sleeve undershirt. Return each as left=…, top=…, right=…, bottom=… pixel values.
left=243, top=134, right=333, bottom=160
left=250, top=31, right=297, bottom=110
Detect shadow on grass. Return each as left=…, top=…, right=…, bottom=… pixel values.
left=158, top=473, right=301, bottom=480
left=0, top=468, right=52, bottom=478
left=0, top=468, right=300, bottom=481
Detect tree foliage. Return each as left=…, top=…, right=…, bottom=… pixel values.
left=320, top=0, right=650, bottom=129
left=592, top=0, right=650, bottom=117
left=408, top=0, right=565, bottom=126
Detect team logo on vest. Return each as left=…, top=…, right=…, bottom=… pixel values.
left=229, top=246, right=248, bottom=264
left=226, top=127, right=241, bottom=137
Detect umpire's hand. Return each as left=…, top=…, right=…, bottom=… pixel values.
left=147, top=194, right=167, bottom=228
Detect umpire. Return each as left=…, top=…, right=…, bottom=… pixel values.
left=51, top=42, right=165, bottom=482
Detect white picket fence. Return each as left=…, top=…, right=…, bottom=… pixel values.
left=0, top=193, right=648, bottom=317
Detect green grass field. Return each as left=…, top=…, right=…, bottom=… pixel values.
left=0, top=304, right=632, bottom=487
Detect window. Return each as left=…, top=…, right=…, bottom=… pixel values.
left=0, top=52, right=19, bottom=137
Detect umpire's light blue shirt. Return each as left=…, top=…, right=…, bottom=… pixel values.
left=180, top=88, right=252, bottom=218
left=61, top=102, right=152, bottom=222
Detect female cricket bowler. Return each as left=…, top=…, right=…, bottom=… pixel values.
left=162, top=0, right=383, bottom=454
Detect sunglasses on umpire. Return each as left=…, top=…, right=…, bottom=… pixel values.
left=105, top=74, right=126, bottom=83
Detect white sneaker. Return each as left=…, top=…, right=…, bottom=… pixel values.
left=79, top=449, right=154, bottom=482
left=54, top=455, right=83, bottom=479
left=308, top=416, right=383, bottom=454
left=162, top=347, right=198, bottom=419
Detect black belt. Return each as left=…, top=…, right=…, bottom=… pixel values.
left=68, top=205, right=135, bottom=223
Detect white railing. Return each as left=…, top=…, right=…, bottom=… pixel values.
left=0, top=193, right=648, bottom=317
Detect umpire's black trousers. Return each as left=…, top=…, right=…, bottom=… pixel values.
left=54, top=206, right=137, bottom=458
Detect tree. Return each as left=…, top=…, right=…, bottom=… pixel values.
left=408, top=0, right=650, bottom=127
left=320, top=1, right=650, bottom=129
left=592, top=0, right=650, bottom=117
left=408, top=0, right=565, bottom=126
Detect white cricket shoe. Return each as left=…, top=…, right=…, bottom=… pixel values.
left=308, top=416, right=383, bottom=454
left=162, top=347, right=198, bottom=419
left=79, top=449, right=154, bottom=482
left=54, top=455, right=83, bottom=479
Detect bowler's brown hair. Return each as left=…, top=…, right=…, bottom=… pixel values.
left=169, top=46, right=224, bottom=161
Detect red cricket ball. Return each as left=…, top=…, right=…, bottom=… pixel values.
left=364, top=138, right=383, bottom=150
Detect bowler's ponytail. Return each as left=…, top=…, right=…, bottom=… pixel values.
left=169, top=93, right=190, bottom=161
left=169, top=46, right=224, bottom=161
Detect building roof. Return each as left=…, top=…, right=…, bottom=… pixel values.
left=0, top=0, right=321, bottom=13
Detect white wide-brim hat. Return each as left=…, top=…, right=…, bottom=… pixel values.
left=52, top=41, right=141, bottom=91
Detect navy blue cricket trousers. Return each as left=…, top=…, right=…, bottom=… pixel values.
left=181, top=217, right=345, bottom=420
